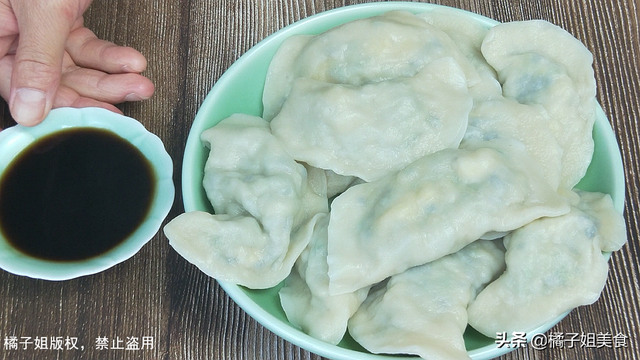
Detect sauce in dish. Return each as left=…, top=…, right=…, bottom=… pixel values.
left=0, top=128, right=155, bottom=262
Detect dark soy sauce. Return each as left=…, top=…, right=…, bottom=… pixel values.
left=0, top=128, right=156, bottom=262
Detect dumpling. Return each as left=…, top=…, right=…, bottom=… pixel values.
left=262, top=10, right=478, bottom=121
left=271, top=57, right=472, bottom=182
left=262, top=34, right=313, bottom=121
left=198, top=115, right=326, bottom=220
left=467, top=190, right=627, bottom=337
left=417, top=7, right=497, bottom=83
left=481, top=20, right=597, bottom=189
left=575, top=191, right=627, bottom=252
left=327, top=139, right=570, bottom=295
left=417, top=15, right=570, bottom=189
left=348, top=240, right=505, bottom=360
left=164, top=211, right=321, bottom=289
left=279, top=214, right=369, bottom=344
left=292, top=10, right=477, bottom=85
left=463, top=98, right=564, bottom=190
left=163, top=114, right=328, bottom=288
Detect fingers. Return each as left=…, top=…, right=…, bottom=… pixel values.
left=66, top=27, right=148, bottom=74
left=60, top=50, right=154, bottom=102
left=52, top=85, right=123, bottom=114
left=8, top=0, right=90, bottom=126
left=60, top=66, right=155, bottom=104
left=1, top=58, right=124, bottom=120
left=0, top=35, right=17, bottom=59
left=2, top=0, right=152, bottom=127
left=0, top=54, right=12, bottom=101
left=0, top=53, right=150, bottom=121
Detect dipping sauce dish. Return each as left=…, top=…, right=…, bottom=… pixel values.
left=0, top=107, right=174, bottom=281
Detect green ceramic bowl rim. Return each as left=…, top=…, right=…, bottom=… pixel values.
left=0, top=107, right=175, bottom=281
left=181, top=2, right=626, bottom=360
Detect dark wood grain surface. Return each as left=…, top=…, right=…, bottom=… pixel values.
left=1, top=1, right=638, bottom=359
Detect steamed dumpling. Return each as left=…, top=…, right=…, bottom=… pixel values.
left=417, top=7, right=497, bottom=82
left=271, top=57, right=472, bottom=181
left=327, top=139, right=571, bottom=295
left=164, top=114, right=328, bottom=288
left=164, top=211, right=322, bottom=289
left=467, top=190, right=627, bottom=336
left=419, top=13, right=569, bottom=189
left=463, top=98, right=564, bottom=190
left=165, top=13, right=616, bottom=359
left=481, top=20, right=597, bottom=189
left=262, top=34, right=313, bottom=121
left=348, top=240, right=505, bottom=360
left=279, top=214, right=369, bottom=344
left=199, top=115, right=326, bottom=220
left=262, top=10, right=478, bottom=120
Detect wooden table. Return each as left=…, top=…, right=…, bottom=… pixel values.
left=1, top=1, right=638, bottom=359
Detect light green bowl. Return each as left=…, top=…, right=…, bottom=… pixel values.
left=181, top=2, right=625, bottom=359
left=0, top=107, right=175, bottom=281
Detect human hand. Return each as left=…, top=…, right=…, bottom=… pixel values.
left=0, top=0, right=154, bottom=127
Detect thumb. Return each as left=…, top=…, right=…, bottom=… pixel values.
left=9, top=1, right=85, bottom=126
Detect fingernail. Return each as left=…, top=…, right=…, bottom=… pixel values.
left=11, top=88, right=47, bottom=126
left=122, top=64, right=144, bottom=73
left=124, top=93, right=147, bottom=101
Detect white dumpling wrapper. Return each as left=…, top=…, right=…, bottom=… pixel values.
left=262, top=10, right=478, bottom=121
left=327, top=139, right=570, bottom=295
left=467, top=190, right=627, bottom=337
left=279, top=214, right=369, bottom=344
left=417, top=15, right=569, bottom=190
left=164, top=211, right=320, bottom=289
left=481, top=20, right=597, bottom=189
left=271, top=57, right=472, bottom=182
left=418, top=8, right=505, bottom=104
left=200, top=114, right=327, bottom=222
left=262, top=34, right=313, bottom=121
left=348, top=240, right=505, bottom=360
left=417, top=8, right=497, bottom=82
left=164, top=114, right=328, bottom=288
left=463, top=98, right=564, bottom=190
left=574, top=191, right=627, bottom=252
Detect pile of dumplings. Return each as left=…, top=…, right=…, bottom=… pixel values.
left=164, top=8, right=628, bottom=360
